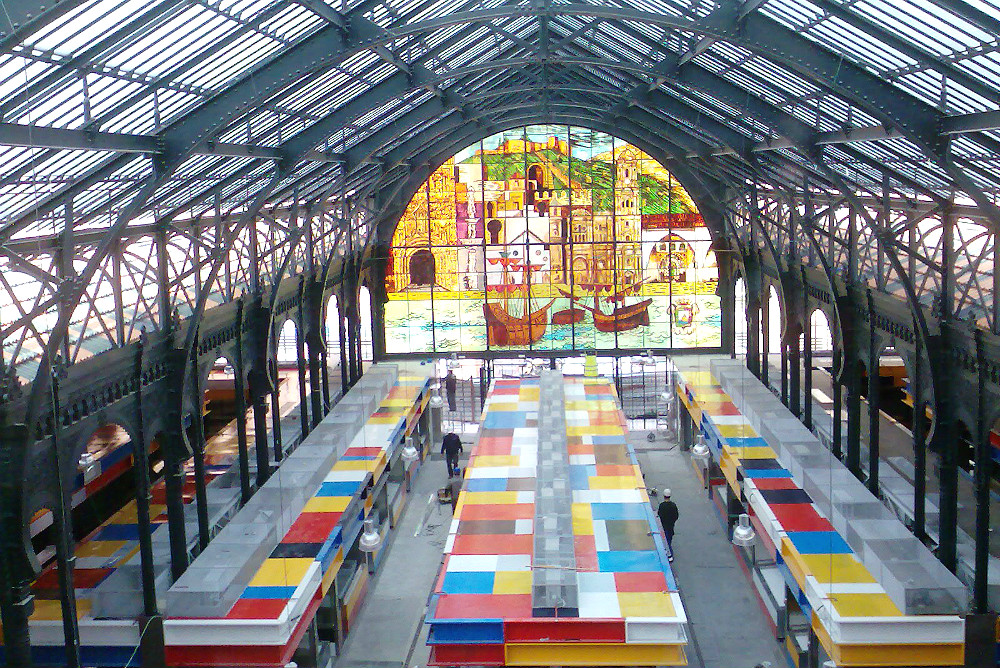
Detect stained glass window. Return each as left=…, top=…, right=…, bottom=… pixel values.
left=383, top=125, right=721, bottom=352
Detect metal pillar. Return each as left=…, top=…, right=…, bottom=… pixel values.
left=746, top=295, right=761, bottom=379
left=846, top=354, right=862, bottom=479
left=788, top=328, right=801, bottom=418
left=296, top=292, right=310, bottom=436
left=931, top=330, right=959, bottom=573
left=163, top=431, right=189, bottom=582
left=269, top=328, right=283, bottom=463
left=133, top=341, right=159, bottom=617
left=831, top=350, right=843, bottom=460
left=912, top=333, right=926, bottom=542
left=48, top=362, right=81, bottom=668
left=780, top=339, right=789, bottom=405
left=233, top=344, right=252, bottom=504
left=337, top=293, right=349, bottom=393
left=973, top=332, right=991, bottom=612
left=189, top=357, right=210, bottom=551
left=867, top=336, right=881, bottom=495
left=252, top=389, right=270, bottom=488
left=761, top=291, right=770, bottom=386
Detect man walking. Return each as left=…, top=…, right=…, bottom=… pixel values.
left=445, top=370, right=458, bottom=412
left=658, top=489, right=679, bottom=562
left=442, top=431, right=463, bottom=477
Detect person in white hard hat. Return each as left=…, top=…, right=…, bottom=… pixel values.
left=657, top=489, right=679, bottom=562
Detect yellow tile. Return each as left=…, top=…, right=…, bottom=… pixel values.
left=493, top=570, right=531, bottom=595
left=723, top=445, right=777, bottom=459
left=800, top=554, right=877, bottom=583
left=249, top=558, right=314, bottom=587
left=567, top=425, right=624, bottom=436
left=617, top=591, right=675, bottom=617
left=462, top=491, right=520, bottom=505
left=829, top=592, right=902, bottom=617
left=571, top=503, right=594, bottom=536
left=488, top=402, right=522, bottom=411
left=473, top=455, right=520, bottom=468
left=518, top=387, right=540, bottom=400
left=718, top=424, right=758, bottom=438
left=572, top=503, right=593, bottom=535
left=303, top=496, right=351, bottom=513
left=333, top=459, right=377, bottom=471
left=75, top=540, right=126, bottom=558
left=506, top=643, right=685, bottom=667
left=587, top=476, right=640, bottom=490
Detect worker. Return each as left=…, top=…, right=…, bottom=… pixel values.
left=657, top=489, right=679, bottom=562
left=445, top=370, right=458, bottom=412
left=442, top=431, right=463, bottom=477
left=448, top=474, right=463, bottom=514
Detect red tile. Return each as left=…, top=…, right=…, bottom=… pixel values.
left=72, top=568, right=112, bottom=590
left=282, top=512, right=341, bottom=543
left=595, top=464, right=635, bottom=476
left=344, top=446, right=383, bottom=457
left=768, top=503, right=833, bottom=532
left=429, top=644, right=504, bottom=666
left=749, top=478, right=800, bottom=490
left=473, top=438, right=513, bottom=455
left=613, top=571, right=667, bottom=592
left=568, top=443, right=594, bottom=455
left=435, top=593, right=532, bottom=619
left=504, top=618, right=626, bottom=643
left=451, top=534, right=532, bottom=555
left=226, top=598, right=288, bottom=619
left=459, top=504, right=534, bottom=521
left=574, top=535, right=598, bottom=572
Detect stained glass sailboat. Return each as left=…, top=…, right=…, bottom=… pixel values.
left=483, top=254, right=554, bottom=346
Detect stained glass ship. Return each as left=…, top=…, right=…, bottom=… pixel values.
left=557, top=279, right=652, bottom=332
left=484, top=254, right=554, bottom=346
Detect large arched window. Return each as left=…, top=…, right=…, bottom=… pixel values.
left=384, top=125, right=721, bottom=352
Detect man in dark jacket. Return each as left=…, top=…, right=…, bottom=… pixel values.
left=442, top=432, right=463, bottom=477
left=445, top=370, right=458, bottom=412
left=657, top=489, right=679, bottom=562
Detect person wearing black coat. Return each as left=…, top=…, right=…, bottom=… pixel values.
left=441, top=432, right=463, bottom=477
left=657, top=489, right=679, bottom=562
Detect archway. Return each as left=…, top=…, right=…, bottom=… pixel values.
left=409, top=249, right=435, bottom=286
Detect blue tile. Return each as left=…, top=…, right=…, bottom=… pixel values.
left=569, top=464, right=596, bottom=489
left=597, top=550, right=663, bottom=572
left=743, top=469, right=793, bottom=479
left=725, top=437, right=770, bottom=449
left=590, top=435, right=627, bottom=444
left=242, top=585, right=297, bottom=599
left=482, top=411, right=527, bottom=429
left=591, top=503, right=648, bottom=520
left=441, top=571, right=495, bottom=594
left=787, top=531, right=852, bottom=554
left=318, top=481, right=362, bottom=496
left=465, top=478, right=509, bottom=492
left=427, top=619, right=505, bottom=644
left=94, top=524, right=141, bottom=541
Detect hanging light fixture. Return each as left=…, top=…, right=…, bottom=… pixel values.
left=429, top=382, right=444, bottom=408
left=732, top=513, right=756, bottom=548
left=401, top=436, right=419, bottom=463
left=691, top=436, right=711, bottom=466
left=359, top=518, right=382, bottom=552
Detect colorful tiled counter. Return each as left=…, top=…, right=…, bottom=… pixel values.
left=425, top=372, right=687, bottom=667
left=675, top=357, right=966, bottom=667
left=164, top=365, right=431, bottom=666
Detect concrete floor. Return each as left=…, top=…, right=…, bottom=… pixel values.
left=331, top=428, right=787, bottom=668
